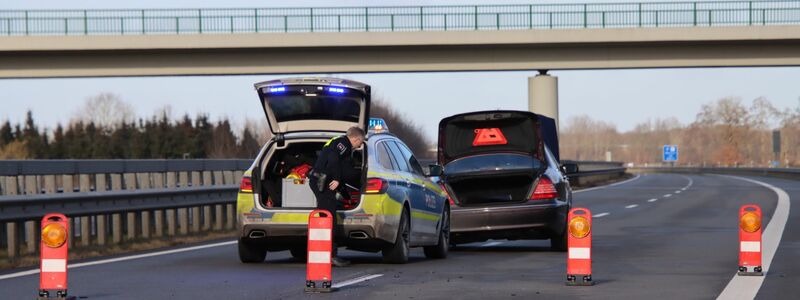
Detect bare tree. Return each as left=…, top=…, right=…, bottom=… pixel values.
left=74, top=93, right=135, bottom=130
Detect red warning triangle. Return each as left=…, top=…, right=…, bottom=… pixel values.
left=473, top=128, right=508, bottom=146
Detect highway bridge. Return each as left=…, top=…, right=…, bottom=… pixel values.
left=0, top=171, right=796, bottom=299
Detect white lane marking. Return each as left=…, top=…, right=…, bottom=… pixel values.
left=681, top=175, right=694, bottom=190
left=0, top=240, right=236, bottom=281
left=480, top=241, right=503, bottom=248
left=625, top=204, right=638, bottom=209
left=664, top=194, right=672, bottom=198
left=568, top=247, right=591, bottom=259
left=648, top=198, right=658, bottom=203
left=592, top=212, right=610, bottom=218
left=716, top=176, right=791, bottom=300
left=675, top=190, right=681, bottom=194
left=332, top=274, right=383, bottom=289
left=574, top=174, right=641, bottom=194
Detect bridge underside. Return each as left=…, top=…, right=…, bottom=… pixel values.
left=2, top=26, right=800, bottom=78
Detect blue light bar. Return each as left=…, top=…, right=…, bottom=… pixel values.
left=368, top=118, right=389, bottom=133
left=328, top=87, right=345, bottom=94
left=268, top=86, right=286, bottom=93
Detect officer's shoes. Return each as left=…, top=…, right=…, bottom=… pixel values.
left=332, top=257, right=351, bottom=267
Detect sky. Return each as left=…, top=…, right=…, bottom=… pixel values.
left=2, top=0, right=799, bottom=142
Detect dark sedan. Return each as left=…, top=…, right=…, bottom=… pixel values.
left=432, top=110, right=573, bottom=251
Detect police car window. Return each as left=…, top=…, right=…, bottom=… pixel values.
left=385, top=142, right=411, bottom=173
left=395, top=142, right=425, bottom=176
left=377, top=142, right=394, bottom=170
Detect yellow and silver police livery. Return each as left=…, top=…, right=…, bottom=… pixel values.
left=236, top=77, right=450, bottom=264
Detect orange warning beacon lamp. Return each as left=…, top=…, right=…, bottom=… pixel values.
left=39, top=213, right=71, bottom=300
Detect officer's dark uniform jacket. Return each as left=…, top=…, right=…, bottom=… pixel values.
left=312, top=135, right=352, bottom=187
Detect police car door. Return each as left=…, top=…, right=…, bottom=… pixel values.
left=385, top=141, right=430, bottom=245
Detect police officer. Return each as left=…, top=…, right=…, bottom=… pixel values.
left=309, top=126, right=365, bottom=267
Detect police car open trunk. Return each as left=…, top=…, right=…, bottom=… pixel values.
left=253, top=77, right=370, bottom=209
left=437, top=111, right=553, bottom=206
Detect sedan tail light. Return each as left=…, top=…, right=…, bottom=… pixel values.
left=530, top=177, right=558, bottom=200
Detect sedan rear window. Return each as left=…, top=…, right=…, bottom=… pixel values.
left=441, top=112, right=539, bottom=162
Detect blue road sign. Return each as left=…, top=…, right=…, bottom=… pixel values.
left=663, top=145, right=678, bottom=162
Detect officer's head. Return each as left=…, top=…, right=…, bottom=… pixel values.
left=346, top=126, right=366, bottom=149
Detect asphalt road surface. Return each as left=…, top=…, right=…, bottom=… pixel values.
left=1, top=173, right=796, bottom=300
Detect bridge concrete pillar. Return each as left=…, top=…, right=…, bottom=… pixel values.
left=528, top=72, right=559, bottom=132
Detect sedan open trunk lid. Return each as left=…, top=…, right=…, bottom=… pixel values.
left=437, top=110, right=544, bottom=165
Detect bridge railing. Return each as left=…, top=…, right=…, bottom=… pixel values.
left=1, top=0, right=799, bottom=36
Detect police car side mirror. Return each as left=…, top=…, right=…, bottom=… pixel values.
left=427, top=164, right=443, bottom=177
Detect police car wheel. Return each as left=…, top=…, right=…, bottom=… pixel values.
left=382, top=209, right=410, bottom=264
left=238, top=238, right=267, bottom=263
left=424, top=208, right=449, bottom=259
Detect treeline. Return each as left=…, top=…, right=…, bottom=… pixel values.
left=560, top=97, right=800, bottom=167
left=0, top=111, right=262, bottom=159
left=0, top=93, right=433, bottom=160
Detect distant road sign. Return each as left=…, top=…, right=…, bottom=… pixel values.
left=663, top=145, right=678, bottom=162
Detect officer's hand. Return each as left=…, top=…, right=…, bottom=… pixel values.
left=329, top=180, right=340, bottom=190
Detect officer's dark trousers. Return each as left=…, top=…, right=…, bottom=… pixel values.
left=309, top=177, right=342, bottom=256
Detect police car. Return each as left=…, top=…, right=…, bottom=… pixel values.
left=236, top=77, right=450, bottom=264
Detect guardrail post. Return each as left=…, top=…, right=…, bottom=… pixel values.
left=191, top=206, right=201, bottom=233
left=213, top=171, right=223, bottom=185
left=168, top=171, right=179, bottom=188
left=178, top=208, right=188, bottom=235
left=6, top=222, right=20, bottom=259
left=254, top=9, right=259, bottom=33
left=639, top=3, right=643, bottom=27
left=24, top=175, right=39, bottom=254
left=202, top=171, right=212, bottom=186
left=748, top=1, right=753, bottom=26
left=166, top=209, right=176, bottom=236
left=152, top=172, right=164, bottom=189
left=63, top=174, right=75, bottom=249
left=198, top=9, right=203, bottom=33
left=79, top=174, right=91, bottom=246
left=223, top=171, right=234, bottom=184
left=419, top=7, right=423, bottom=30
left=44, top=175, right=56, bottom=194
left=96, top=174, right=107, bottom=246
left=111, top=175, right=122, bottom=244
left=365, top=7, right=369, bottom=31
left=583, top=4, right=588, bottom=28
left=141, top=10, right=145, bottom=34
left=24, top=11, right=28, bottom=35
left=187, top=171, right=200, bottom=188
left=693, top=2, right=697, bottom=26
left=310, top=8, right=314, bottom=32
left=25, top=220, right=38, bottom=254
left=203, top=205, right=212, bottom=231
left=124, top=173, right=136, bottom=190
left=225, top=204, right=234, bottom=230
left=126, top=212, right=137, bottom=241
left=214, top=205, right=224, bottom=231
left=141, top=210, right=151, bottom=239
left=154, top=210, right=164, bottom=237
left=475, top=6, right=479, bottom=30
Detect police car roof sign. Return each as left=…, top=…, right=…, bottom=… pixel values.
left=369, top=118, right=388, bottom=133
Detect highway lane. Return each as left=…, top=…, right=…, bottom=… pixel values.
left=0, top=173, right=793, bottom=299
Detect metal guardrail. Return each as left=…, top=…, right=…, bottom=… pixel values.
left=632, top=166, right=800, bottom=180
left=0, top=159, right=251, bottom=176
left=1, top=1, right=799, bottom=36
left=0, top=185, right=237, bottom=223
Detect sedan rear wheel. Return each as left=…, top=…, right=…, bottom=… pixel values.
left=424, top=208, right=450, bottom=259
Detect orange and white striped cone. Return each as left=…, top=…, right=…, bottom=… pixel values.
left=738, top=204, right=763, bottom=276
left=304, top=209, right=337, bottom=293
left=566, top=208, right=593, bottom=286
left=39, top=213, right=74, bottom=300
